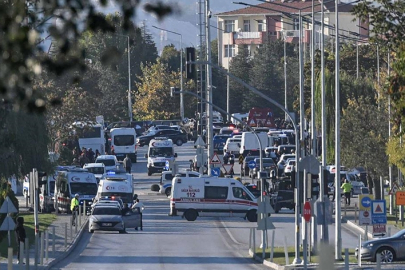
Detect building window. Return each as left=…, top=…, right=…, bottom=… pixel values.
left=243, top=20, right=250, bottom=32
left=257, top=20, right=264, bottom=32
left=224, top=20, right=235, bottom=33
left=243, top=44, right=251, bottom=56
left=293, top=18, right=299, bottom=30
left=224, top=45, right=235, bottom=57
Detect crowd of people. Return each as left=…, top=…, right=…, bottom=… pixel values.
left=71, top=147, right=101, bottom=167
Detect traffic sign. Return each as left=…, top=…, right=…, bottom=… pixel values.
left=303, top=201, right=311, bottom=222
left=389, top=182, right=399, bottom=195
left=222, top=164, right=234, bottom=175
left=359, top=210, right=372, bottom=225
left=194, top=135, right=206, bottom=147
left=211, top=167, right=220, bottom=177
left=372, top=200, right=386, bottom=216
left=372, top=216, right=387, bottom=224
left=238, top=155, right=244, bottom=164
left=0, top=196, right=17, bottom=213
left=258, top=197, right=275, bottom=214
left=373, top=224, right=386, bottom=235
left=396, top=191, right=405, bottom=205
left=0, top=216, right=15, bottom=231
left=209, top=153, right=222, bottom=164
left=248, top=160, right=256, bottom=169
left=359, top=194, right=373, bottom=211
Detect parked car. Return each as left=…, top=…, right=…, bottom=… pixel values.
left=356, top=229, right=405, bottom=262
left=137, top=129, right=187, bottom=147
left=88, top=205, right=126, bottom=233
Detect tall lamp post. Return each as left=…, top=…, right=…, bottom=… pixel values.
left=114, top=34, right=132, bottom=123
left=152, top=26, right=184, bottom=120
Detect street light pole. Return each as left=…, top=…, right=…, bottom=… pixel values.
left=127, top=36, right=132, bottom=123
left=152, top=26, right=184, bottom=119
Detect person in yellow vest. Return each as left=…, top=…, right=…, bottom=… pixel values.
left=341, top=179, right=352, bottom=205
left=71, top=193, right=79, bottom=226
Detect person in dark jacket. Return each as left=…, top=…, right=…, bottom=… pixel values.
left=15, top=217, right=26, bottom=264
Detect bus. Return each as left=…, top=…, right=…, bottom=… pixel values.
left=73, top=122, right=105, bottom=154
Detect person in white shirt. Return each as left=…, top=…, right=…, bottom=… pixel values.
left=132, top=199, right=145, bottom=230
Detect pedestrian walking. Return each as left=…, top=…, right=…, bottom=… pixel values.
left=132, top=199, right=145, bottom=231
left=123, top=154, right=132, bottom=174
left=71, top=194, right=79, bottom=226
left=15, top=217, right=26, bottom=264
left=341, top=179, right=352, bottom=205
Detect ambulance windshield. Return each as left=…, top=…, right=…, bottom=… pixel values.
left=149, top=147, right=173, bottom=157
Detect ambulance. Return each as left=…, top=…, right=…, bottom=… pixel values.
left=145, top=137, right=177, bottom=176
left=170, top=176, right=259, bottom=222
left=95, top=171, right=135, bottom=207
left=54, top=168, right=98, bottom=213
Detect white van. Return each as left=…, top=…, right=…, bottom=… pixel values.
left=110, top=128, right=137, bottom=162
left=145, top=137, right=177, bottom=176
left=159, top=170, right=201, bottom=197
left=54, top=168, right=98, bottom=213
left=96, top=171, right=135, bottom=207
left=239, top=132, right=269, bottom=156
left=170, top=176, right=258, bottom=222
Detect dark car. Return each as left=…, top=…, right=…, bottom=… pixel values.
left=270, top=190, right=294, bottom=213
left=242, top=156, right=259, bottom=176
left=245, top=183, right=261, bottom=198
left=249, top=158, right=276, bottom=179
left=137, top=129, right=187, bottom=147
left=213, top=135, right=231, bottom=153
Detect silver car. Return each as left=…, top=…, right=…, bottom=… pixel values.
left=356, top=229, right=405, bottom=262
left=89, top=206, right=125, bottom=233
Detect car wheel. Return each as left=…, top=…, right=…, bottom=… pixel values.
left=165, top=187, right=171, bottom=197
left=184, top=209, right=198, bottom=221
left=377, top=247, right=395, bottom=263
left=151, top=184, right=160, bottom=192
left=176, top=139, right=183, bottom=146
left=274, top=205, right=280, bottom=213
left=246, top=209, right=257, bottom=222
left=119, top=228, right=126, bottom=234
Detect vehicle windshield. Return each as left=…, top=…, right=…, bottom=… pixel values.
left=70, top=183, right=97, bottom=195
left=100, top=192, right=132, bottom=203
left=76, top=127, right=101, bottom=139
left=221, top=129, right=234, bottom=135
left=262, top=158, right=275, bottom=165
left=114, top=135, right=134, bottom=146
left=86, top=167, right=105, bottom=174
left=149, top=147, right=173, bottom=157
left=391, top=230, right=405, bottom=238
left=97, top=159, right=115, bottom=166
left=92, top=207, right=121, bottom=215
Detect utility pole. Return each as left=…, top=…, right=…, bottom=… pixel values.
left=127, top=36, right=132, bottom=123
left=335, top=0, right=342, bottom=260
left=205, top=0, right=214, bottom=174
left=310, top=0, right=316, bottom=157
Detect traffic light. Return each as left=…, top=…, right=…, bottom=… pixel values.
left=37, top=171, right=47, bottom=187
left=186, top=47, right=196, bottom=79
left=323, top=169, right=330, bottom=197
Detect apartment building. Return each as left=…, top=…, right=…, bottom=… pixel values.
left=216, top=0, right=369, bottom=69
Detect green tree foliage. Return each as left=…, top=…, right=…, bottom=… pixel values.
left=160, top=44, right=181, bottom=72
left=0, top=0, right=171, bottom=112
left=341, top=97, right=388, bottom=179
left=134, top=60, right=195, bottom=120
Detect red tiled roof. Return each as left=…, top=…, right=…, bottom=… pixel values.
left=216, top=0, right=355, bottom=16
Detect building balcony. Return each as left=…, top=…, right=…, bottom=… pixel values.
left=232, top=30, right=309, bottom=45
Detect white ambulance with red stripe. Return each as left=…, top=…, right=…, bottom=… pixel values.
left=170, top=176, right=258, bottom=222
left=54, top=168, right=98, bottom=213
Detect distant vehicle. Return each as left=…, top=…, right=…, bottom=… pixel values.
left=95, top=155, right=120, bottom=172
left=231, top=113, right=248, bottom=125
left=277, top=154, right=296, bottom=176
left=351, top=181, right=365, bottom=197
left=110, top=128, right=137, bottom=162
left=247, top=107, right=276, bottom=128
left=244, top=183, right=260, bottom=198
left=213, top=135, right=231, bottom=153
left=249, top=158, right=276, bottom=179
left=356, top=229, right=405, bottom=262
left=220, top=127, right=239, bottom=135
left=145, top=137, right=177, bottom=176
left=277, top=145, right=296, bottom=155
left=137, top=129, right=187, bottom=147
left=83, top=163, right=105, bottom=183
left=73, top=122, right=105, bottom=155
left=96, top=171, right=135, bottom=207
left=202, top=111, right=223, bottom=124
left=223, top=137, right=241, bottom=156
left=239, top=132, right=268, bottom=156
left=283, top=159, right=296, bottom=176
left=88, top=205, right=140, bottom=234
left=39, top=173, right=56, bottom=213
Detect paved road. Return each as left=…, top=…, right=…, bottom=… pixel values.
left=51, top=142, right=267, bottom=270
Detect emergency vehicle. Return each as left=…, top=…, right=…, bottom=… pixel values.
left=54, top=168, right=98, bottom=213
left=110, top=127, right=137, bottom=162
left=159, top=170, right=201, bottom=197
left=170, top=176, right=258, bottom=222
left=145, top=137, right=177, bottom=176
left=95, top=171, right=135, bottom=207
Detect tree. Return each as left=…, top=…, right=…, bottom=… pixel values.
left=161, top=44, right=181, bottom=72
left=341, top=97, right=388, bottom=180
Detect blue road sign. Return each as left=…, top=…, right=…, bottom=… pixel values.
left=165, top=160, right=170, bottom=170
left=361, top=196, right=372, bottom=209
left=211, top=167, right=220, bottom=177
left=248, top=160, right=256, bottom=169
left=372, top=216, right=387, bottom=225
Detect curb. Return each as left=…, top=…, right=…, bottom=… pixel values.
left=343, top=218, right=374, bottom=240
left=43, top=218, right=89, bottom=270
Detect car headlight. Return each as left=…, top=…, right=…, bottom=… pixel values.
left=363, top=243, right=373, bottom=248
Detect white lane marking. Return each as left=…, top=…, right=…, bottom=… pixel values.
left=219, top=218, right=243, bottom=245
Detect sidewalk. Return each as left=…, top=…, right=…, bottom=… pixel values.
left=0, top=211, right=88, bottom=270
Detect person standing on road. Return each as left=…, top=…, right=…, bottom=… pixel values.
left=123, top=155, right=132, bottom=174
left=132, top=199, right=145, bottom=231
left=341, top=179, right=352, bottom=205
left=70, top=194, right=80, bottom=226
left=15, top=217, right=26, bottom=264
